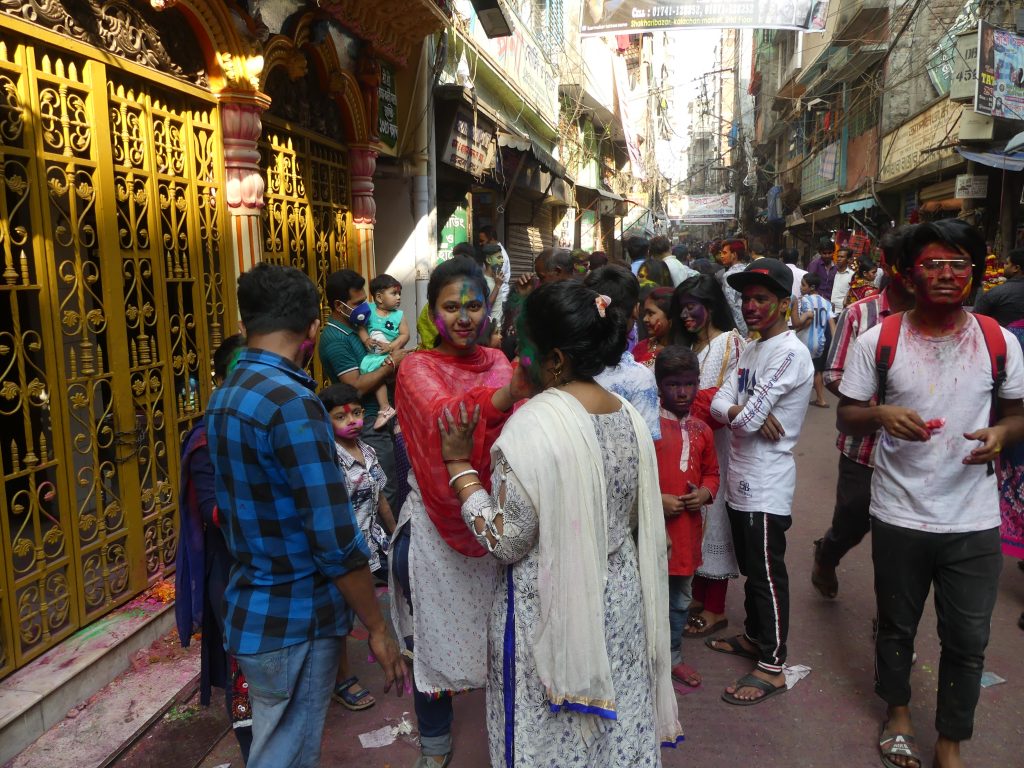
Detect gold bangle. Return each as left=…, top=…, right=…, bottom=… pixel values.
left=456, top=481, right=483, bottom=494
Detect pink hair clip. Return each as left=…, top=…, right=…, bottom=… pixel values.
left=595, top=294, right=611, bottom=318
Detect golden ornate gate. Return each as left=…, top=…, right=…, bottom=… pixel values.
left=0, top=26, right=231, bottom=677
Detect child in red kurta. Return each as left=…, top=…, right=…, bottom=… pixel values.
left=655, top=346, right=721, bottom=688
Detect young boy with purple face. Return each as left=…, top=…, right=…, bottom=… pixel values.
left=654, top=346, right=720, bottom=689
left=709, top=258, right=813, bottom=706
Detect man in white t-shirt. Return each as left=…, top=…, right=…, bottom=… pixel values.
left=709, top=258, right=813, bottom=706
left=650, top=234, right=697, bottom=287
left=829, top=247, right=853, bottom=315
left=477, top=225, right=510, bottom=324
left=838, top=219, right=1024, bottom=768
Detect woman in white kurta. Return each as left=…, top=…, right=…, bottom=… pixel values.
left=439, top=281, right=682, bottom=767
left=670, top=274, right=744, bottom=636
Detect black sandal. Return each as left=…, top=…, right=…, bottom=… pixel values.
left=704, top=634, right=758, bottom=660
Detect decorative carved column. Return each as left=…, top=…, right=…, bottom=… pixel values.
left=350, top=145, right=378, bottom=277
left=220, top=93, right=271, bottom=276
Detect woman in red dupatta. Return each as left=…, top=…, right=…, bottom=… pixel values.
left=390, top=256, right=517, bottom=767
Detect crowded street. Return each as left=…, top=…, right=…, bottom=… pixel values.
left=188, top=397, right=1024, bottom=768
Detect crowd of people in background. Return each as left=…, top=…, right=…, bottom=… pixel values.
left=174, top=220, right=1024, bottom=768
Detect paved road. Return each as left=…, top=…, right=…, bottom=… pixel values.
left=200, top=392, right=1024, bottom=767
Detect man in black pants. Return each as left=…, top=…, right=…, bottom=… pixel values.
left=811, top=232, right=913, bottom=598
left=838, top=220, right=1024, bottom=768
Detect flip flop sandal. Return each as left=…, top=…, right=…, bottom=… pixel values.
left=720, top=673, right=788, bottom=706
left=333, top=676, right=376, bottom=711
left=704, top=634, right=758, bottom=660
left=878, top=726, right=922, bottom=768
left=684, top=615, right=728, bottom=638
left=671, top=662, right=702, bottom=687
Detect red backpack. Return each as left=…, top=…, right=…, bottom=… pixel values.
left=875, top=311, right=1007, bottom=473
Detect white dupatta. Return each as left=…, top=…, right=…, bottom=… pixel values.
left=492, top=388, right=682, bottom=746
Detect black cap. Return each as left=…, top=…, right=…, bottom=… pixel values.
left=726, top=258, right=794, bottom=297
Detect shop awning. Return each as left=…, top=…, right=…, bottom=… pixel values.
left=808, top=204, right=839, bottom=224
left=575, top=183, right=624, bottom=202
left=498, top=131, right=570, bottom=181
left=839, top=197, right=875, bottom=214
left=957, top=147, right=1024, bottom=172
left=920, top=198, right=962, bottom=213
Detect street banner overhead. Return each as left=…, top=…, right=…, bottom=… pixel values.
left=680, top=193, right=736, bottom=223
left=580, top=0, right=829, bottom=36
left=975, top=21, right=1024, bottom=119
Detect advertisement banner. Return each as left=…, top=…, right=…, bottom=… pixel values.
left=581, top=0, right=829, bottom=36
left=681, top=193, right=736, bottom=223
left=975, top=21, right=1024, bottom=119
left=878, top=100, right=963, bottom=184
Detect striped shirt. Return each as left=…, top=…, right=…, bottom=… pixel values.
left=206, top=348, right=369, bottom=655
left=823, top=290, right=893, bottom=466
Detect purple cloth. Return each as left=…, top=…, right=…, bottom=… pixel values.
left=807, top=256, right=837, bottom=298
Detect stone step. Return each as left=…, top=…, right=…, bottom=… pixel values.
left=0, top=582, right=193, bottom=767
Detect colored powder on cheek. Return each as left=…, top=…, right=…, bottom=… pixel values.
left=434, top=311, right=453, bottom=341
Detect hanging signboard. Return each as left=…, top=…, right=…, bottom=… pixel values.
left=975, top=21, right=1024, bottom=119
left=441, top=109, right=496, bottom=177
left=955, top=174, right=988, bottom=199
left=377, top=63, right=399, bottom=149
left=949, top=30, right=979, bottom=102
left=581, top=0, right=829, bottom=36
left=681, top=193, right=736, bottom=223
left=878, top=100, right=963, bottom=183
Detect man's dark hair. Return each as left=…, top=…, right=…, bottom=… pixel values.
left=654, top=344, right=700, bottom=382
left=325, top=268, right=365, bottom=307
left=1007, top=249, right=1024, bottom=270
left=803, top=273, right=822, bottom=291
left=584, top=263, right=640, bottom=315
left=749, top=237, right=766, bottom=255
left=238, top=263, right=319, bottom=336
left=213, top=334, right=245, bottom=381
left=589, top=251, right=609, bottom=269
left=452, top=242, right=476, bottom=259
left=781, top=248, right=800, bottom=265
left=318, top=382, right=360, bottom=412
left=649, top=235, right=671, bottom=256
left=672, top=244, right=689, bottom=259
left=369, top=273, right=402, bottom=297
left=817, top=236, right=833, bottom=254
left=626, top=237, right=650, bottom=263
left=479, top=224, right=498, bottom=242
left=536, top=248, right=573, bottom=275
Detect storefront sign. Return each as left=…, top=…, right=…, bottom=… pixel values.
left=455, top=0, right=558, bottom=121
left=959, top=109, right=994, bottom=140
left=437, top=205, right=468, bottom=263
left=955, top=174, right=988, bottom=199
left=975, top=21, right=1024, bottom=118
left=949, top=30, right=979, bottom=102
left=681, top=193, right=736, bottom=223
left=580, top=0, right=828, bottom=35
left=378, top=62, right=398, bottom=148
left=441, top=109, right=495, bottom=177
left=878, top=100, right=963, bottom=183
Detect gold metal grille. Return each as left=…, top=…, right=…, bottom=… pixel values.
left=260, top=119, right=352, bottom=384
left=0, top=32, right=230, bottom=677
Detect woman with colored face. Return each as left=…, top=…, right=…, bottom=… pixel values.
left=390, top=256, right=522, bottom=767
left=667, top=274, right=746, bottom=637
left=437, top=280, right=683, bottom=762
left=633, top=287, right=674, bottom=368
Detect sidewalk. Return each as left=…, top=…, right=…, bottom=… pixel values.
left=190, top=399, right=1024, bottom=767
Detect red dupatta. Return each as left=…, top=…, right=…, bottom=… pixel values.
left=395, top=346, right=513, bottom=556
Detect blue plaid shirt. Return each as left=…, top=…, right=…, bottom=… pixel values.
left=206, top=348, right=369, bottom=655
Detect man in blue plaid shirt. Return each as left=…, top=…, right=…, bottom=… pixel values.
left=206, top=263, right=408, bottom=767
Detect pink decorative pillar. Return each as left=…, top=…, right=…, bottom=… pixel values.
left=220, top=93, right=271, bottom=275
left=350, top=145, right=378, bottom=277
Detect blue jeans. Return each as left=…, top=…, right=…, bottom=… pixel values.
left=668, top=574, right=694, bottom=665
left=392, top=523, right=454, bottom=756
left=235, top=637, right=343, bottom=768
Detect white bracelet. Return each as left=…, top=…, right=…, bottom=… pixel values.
left=448, top=468, right=479, bottom=487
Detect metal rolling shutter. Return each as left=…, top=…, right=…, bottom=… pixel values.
left=505, top=195, right=553, bottom=276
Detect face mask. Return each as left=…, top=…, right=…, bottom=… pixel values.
left=343, top=301, right=373, bottom=327
left=298, top=338, right=315, bottom=366
left=334, top=421, right=363, bottom=440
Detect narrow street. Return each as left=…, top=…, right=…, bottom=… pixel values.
left=195, top=396, right=1024, bottom=768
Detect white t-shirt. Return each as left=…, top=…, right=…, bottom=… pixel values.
left=830, top=269, right=853, bottom=315
left=840, top=315, right=1024, bottom=533
left=663, top=257, right=697, bottom=287
left=796, top=294, right=832, bottom=358
left=710, top=331, right=814, bottom=515
left=787, top=264, right=808, bottom=304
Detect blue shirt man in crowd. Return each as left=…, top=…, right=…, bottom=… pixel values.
left=206, top=263, right=408, bottom=768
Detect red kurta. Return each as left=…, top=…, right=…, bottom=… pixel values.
left=655, top=414, right=721, bottom=576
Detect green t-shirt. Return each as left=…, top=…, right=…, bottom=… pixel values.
left=318, top=320, right=379, bottom=421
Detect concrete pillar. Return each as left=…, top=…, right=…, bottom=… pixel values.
left=350, top=144, right=379, bottom=276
